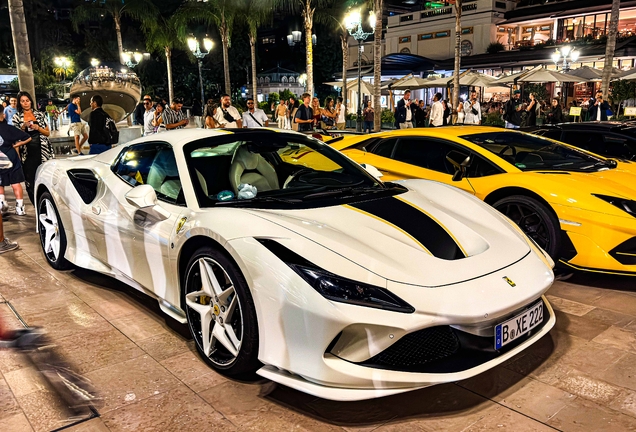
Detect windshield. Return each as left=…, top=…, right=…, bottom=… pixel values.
left=460, top=131, right=614, bottom=172
left=184, top=133, right=402, bottom=209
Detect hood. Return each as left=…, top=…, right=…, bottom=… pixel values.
left=248, top=181, right=531, bottom=287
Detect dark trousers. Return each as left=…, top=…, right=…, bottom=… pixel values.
left=363, top=121, right=373, bottom=133
left=89, top=144, right=111, bottom=155
left=22, top=141, right=41, bottom=204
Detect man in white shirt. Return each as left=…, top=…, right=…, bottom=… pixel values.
left=141, top=96, right=155, bottom=136
left=463, top=91, right=481, bottom=125
left=429, top=93, right=444, bottom=127
left=242, top=98, right=269, bottom=128
left=336, top=97, right=346, bottom=130
left=214, top=94, right=242, bottom=128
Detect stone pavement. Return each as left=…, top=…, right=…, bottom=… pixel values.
left=3, top=203, right=636, bottom=430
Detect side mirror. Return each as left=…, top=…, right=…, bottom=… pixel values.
left=125, top=185, right=171, bottom=221
left=360, top=163, right=384, bottom=180
left=125, top=184, right=157, bottom=209
left=446, top=153, right=471, bottom=182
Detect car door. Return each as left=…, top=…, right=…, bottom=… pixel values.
left=87, top=142, right=185, bottom=297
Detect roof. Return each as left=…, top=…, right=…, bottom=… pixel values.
left=339, top=53, right=438, bottom=78
left=258, top=66, right=300, bottom=77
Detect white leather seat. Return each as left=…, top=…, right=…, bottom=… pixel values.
left=229, top=146, right=279, bottom=194
left=146, top=149, right=181, bottom=200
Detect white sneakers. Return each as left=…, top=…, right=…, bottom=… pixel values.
left=0, top=201, right=25, bottom=216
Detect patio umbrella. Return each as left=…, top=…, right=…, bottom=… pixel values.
left=390, top=76, right=438, bottom=90
left=497, top=67, right=581, bottom=84
left=422, top=71, right=498, bottom=88
left=569, top=66, right=622, bottom=81
left=616, top=69, right=636, bottom=81
left=324, top=79, right=374, bottom=95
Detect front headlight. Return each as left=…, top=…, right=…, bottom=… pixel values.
left=594, top=194, right=636, bottom=217
left=257, top=238, right=414, bottom=313
left=290, top=265, right=415, bottom=313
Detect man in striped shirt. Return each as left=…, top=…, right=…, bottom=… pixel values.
left=162, top=98, right=189, bottom=130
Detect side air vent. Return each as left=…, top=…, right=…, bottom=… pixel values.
left=67, top=169, right=99, bottom=204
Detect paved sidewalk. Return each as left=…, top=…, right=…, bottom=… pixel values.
left=3, top=199, right=636, bottom=430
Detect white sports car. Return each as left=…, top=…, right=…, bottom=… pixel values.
left=35, top=129, right=555, bottom=401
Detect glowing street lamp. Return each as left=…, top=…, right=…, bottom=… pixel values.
left=188, top=36, right=214, bottom=107
left=552, top=46, right=579, bottom=72
left=122, top=50, right=149, bottom=68
left=90, top=58, right=100, bottom=67
left=344, top=8, right=376, bottom=132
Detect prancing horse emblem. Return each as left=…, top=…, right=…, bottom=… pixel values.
left=503, top=276, right=516, bottom=287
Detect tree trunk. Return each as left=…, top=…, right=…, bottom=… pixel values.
left=304, top=4, right=314, bottom=96
left=250, top=33, right=258, bottom=102
left=373, top=0, right=383, bottom=131
left=602, top=0, right=620, bottom=99
left=452, top=0, right=462, bottom=122
left=115, top=12, right=124, bottom=65
left=341, top=33, right=348, bottom=117
left=165, top=47, right=174, bottom=103
left=221, top=19, right=231, bottom=95
left=8, top=0, right=35, bottom=98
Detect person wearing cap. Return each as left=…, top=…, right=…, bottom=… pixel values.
left=503, top=90, right=522, bottom=129
left=141, top=96, right=155, bottom=136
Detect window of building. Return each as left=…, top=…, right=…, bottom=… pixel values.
left=419, top=33, right=433, bottom=40
left=400, top=47, right=411, bottom=54
left=282, top=76, right=288, bottom=83
left=400, top=14, right=413, bottom=23
left=289, top=77, right=295, bottom=83
left=434, top=30, right=450, bottom=38
left=265, top=77, right=270, bottom=83
left=260, top=36, right=276, bottom=44
left=399, top=36, right=411, bottom=43
left=461, top=27, right=473, bottom=35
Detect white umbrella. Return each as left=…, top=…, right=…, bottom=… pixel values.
left=421, top=71, right=498, bottom=88
left=390, top=76, right=438, bottom=90
left=324, top=79, right=374, bottom=95
left=497, top=67, right=581, bottom=84
left=569, top=66, right=622, bottom=81
left=616, top=69, right=636, bottom=81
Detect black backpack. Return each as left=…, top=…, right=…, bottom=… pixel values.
left=104, top=116, right=119, bottom=144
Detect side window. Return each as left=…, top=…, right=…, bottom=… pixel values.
left=468, top=154, right=504, bottom=178
left=112, top=143, right=184, bottom=205
left=604, top=134, right=635, bottom=158
left=367, top=138, right=397, bottom=158
left=540, top=130, right=562, bottom=140
left=393, top=139, right=467, bottom=175
left=561, top=131, right=605, bottom=154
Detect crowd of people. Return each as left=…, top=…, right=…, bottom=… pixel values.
left=269, top=96, right=347, bottom=131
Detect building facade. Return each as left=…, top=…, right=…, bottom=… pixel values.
left=255, top=66, right=305, bottom=101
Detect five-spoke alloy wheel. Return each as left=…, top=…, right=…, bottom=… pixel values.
left=184, top=246, right=260, bottom=376
left=38, top=192, right=71, bottom=270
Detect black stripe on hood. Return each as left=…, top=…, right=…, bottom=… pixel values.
left=348, top=197, right=466, bottom=260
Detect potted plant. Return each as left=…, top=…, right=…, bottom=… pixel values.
left=381, top=109, right=395, bottom=129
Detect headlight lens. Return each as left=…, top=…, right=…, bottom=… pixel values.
left=594, top=194, right=636, bottom=217
left=291, top=265, right=415, bottom=313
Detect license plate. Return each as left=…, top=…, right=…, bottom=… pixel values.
left=495, top=300, right=544, bottom=350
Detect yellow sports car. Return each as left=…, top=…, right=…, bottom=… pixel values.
left=331, top=126, right=636, bottom=276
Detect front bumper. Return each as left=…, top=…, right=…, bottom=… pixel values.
left=229, top=237, right=554, bottom=401
left=555, top=204, right=636, bottom=274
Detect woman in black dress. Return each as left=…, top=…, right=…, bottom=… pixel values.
left=11, top=91, right=53, bottom=203
left=525, top=93, right=538, bottom=126
left=547, top=98, right=564, bottom=125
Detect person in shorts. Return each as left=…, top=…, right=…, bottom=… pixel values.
left=68, top=94, right=88, bottom=154
left=0, top=105, right=31, bottom=216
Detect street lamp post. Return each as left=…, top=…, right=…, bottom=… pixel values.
left=552, top=46, right=579, bottom=106
left=344, top=9, right=376, bottom=132
left=54, top=56, right=71, bottom=81
left=122, top=50, right=149, bottom=69
left=188, top=37, right=213, bottom=108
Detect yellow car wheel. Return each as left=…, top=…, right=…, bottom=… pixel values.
left=493, top=195, right=561, bottom=259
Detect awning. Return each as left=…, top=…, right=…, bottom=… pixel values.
left=497, top=67, right=582, bottom=84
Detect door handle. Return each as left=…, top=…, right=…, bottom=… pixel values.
left=92, top=206, right=101, bottom=215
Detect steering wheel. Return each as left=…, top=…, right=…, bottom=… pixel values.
left=499, top=145, right=517, bottom=158
left=283, top=168, right=313, bottom=188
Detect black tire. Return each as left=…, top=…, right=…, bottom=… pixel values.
left=38, top=192, right=72, bottom=270
left=493, top=195, right=561, bottom=259
left=183, top=245, right=260, bottom=377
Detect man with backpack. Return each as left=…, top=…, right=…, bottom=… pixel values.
left=88, top=95, right=118, bottom=154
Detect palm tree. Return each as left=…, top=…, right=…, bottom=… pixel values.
left=179, top=0, right=237, bottom=95
left=372, top=0, right=382, bottom=131
left=452, top=0, right=463, bottom=120
left=278, top=0, right=332, bottom=97
left=602, top=0, right=621, bottom=98
left=242, top=0, right=271, bottom=100
left=144, top=16, right=187, bottom=103
left=8, top=0, right=35, bottom=97
left=71, top=0, right=158, bottom=65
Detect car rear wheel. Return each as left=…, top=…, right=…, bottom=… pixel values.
left=493, top=195, right=561, bottom=259
left=183, top=246, right=260, bottom=377
left=38, top=192, right=72, bottom=270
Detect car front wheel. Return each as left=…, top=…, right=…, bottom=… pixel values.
left=493, top=195, right=561, bottom=260
left=183, top=246, right=260, bottom=377
left=38, top=192, right=72, bottom=270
